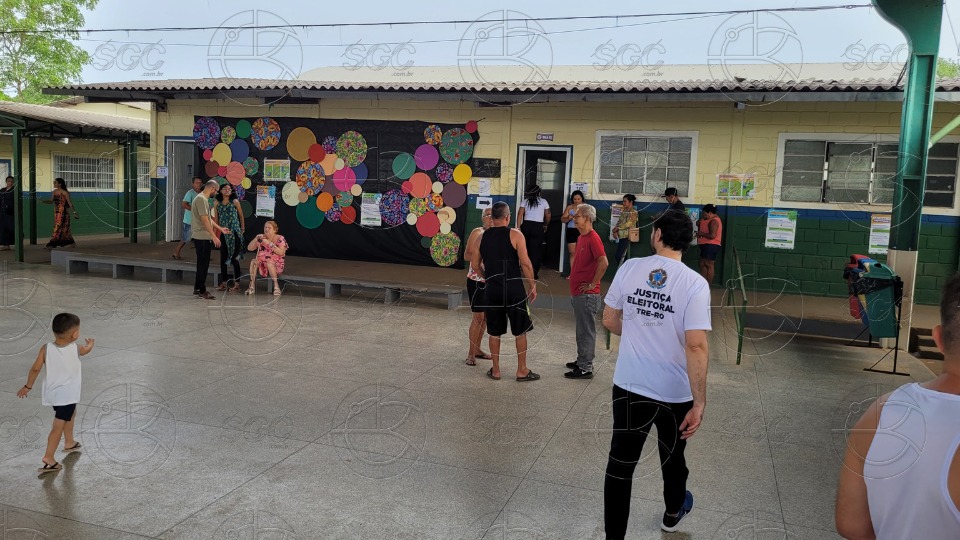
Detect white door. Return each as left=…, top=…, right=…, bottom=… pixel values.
left=516, top=145, right=573, bottom=271
left=165, top=140, right=195, bottom=241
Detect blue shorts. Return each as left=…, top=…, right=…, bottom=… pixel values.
left=699, top=244, right=721, bottom=261
left=181, top=222, right=192, bottom=241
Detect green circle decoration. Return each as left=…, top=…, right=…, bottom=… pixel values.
left=392, top=153, right=416, bottom=180
left=295, top=196, right=324, bottom=229
left=239, top=200, right=253, bottom=218
left=236, top=119, right=252, bottom=139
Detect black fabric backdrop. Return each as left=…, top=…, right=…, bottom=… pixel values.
left=197, top=116, right=474, bottom=268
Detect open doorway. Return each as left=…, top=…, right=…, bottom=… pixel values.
left=165, top=139, right=196, bottom=242
left=516, top=145, right=572, bottom=273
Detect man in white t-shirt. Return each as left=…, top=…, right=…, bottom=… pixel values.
left=602, top=209, right=712, bottom=537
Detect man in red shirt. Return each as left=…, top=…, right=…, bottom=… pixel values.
left=565, top=203, right=609, bottom=379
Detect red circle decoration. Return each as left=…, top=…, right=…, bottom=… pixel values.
left=400, top=181, right=413, bottom=195
left=217, top=165, right=228, bottom=177
left=409, top=172, right=432, bottom=198
left=415, top=211, right=441, bottom=237
left=341, top=206, right=357, bottom=224
left=465, top=120, right=478, bottom=133
left=308, top=144, right=326, bottom=163
left=225, top=161, right=245, bottom=184
left=204, top=161, right=220, bottom=178
left=203, top=149, right=213, bottom=161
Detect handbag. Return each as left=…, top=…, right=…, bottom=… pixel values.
left=628, top=227, right=640, bottom=243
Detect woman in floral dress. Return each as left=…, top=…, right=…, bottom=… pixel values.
left=246, top=220, right=288, bottom=296
left=213, top=183, right=245, bottom=291
left=44, top=178, right=78, bottom=248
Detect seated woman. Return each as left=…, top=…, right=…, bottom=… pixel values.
left=246, top=220, right=288, bottom=296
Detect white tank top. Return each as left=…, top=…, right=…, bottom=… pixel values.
left=41, top=342, right=82, bottom=406
left=864, top=383, right=960, bottom=539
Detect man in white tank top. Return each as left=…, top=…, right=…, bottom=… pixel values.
left=835, top=274, right=960, bottom=539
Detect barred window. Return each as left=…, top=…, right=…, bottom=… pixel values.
left=780, top=139, right=957, bottom=208
left=53, top=154, right=116, bottom=191
left=597, top=134, right=693, bottom=196
left=137, top=159, right=151, bottom=191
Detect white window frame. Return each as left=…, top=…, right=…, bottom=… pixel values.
left=594, top=130, right=699, bottom=201
left=137, top=159, right=151, bottom=191
left=53, top=153, right=118, bottom=192
left=775, top=132, right=959, bottom=215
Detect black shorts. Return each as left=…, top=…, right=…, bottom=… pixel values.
left=52, top=403, right=77, bottom=421
left=699, top=244, right=721, bottom=261
left=566, top=227, right=580, bottom=244
left=466, top=278, right=485, bottom=313
left=484, top=302, right=534, bottom=337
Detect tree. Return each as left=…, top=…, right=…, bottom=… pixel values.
left=937, top=57, right=960, bottom=80
left=0, top=0, right=98, bottom=103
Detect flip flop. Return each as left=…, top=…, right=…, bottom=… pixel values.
left=38, top=462, right=62, bottom=474
left=465, top=357, right=477, bottom=366
left=486, top=368, right=500, bottom=380
left=516, top=371, right=541, bottom=382
left=62, top=442, right=82, bottom=453
left=171, top=254, right=182, bottom=260
left=474, top=352, right=493, bottom=360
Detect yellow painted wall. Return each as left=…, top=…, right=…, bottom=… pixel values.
left=0, top=136, right=132, bottom=191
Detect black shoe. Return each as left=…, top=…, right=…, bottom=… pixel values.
left=565, top=361, right=578, bottom=369
left=564, top=368, right=593, bottom=379
left=661, top=491, right=694, bottom=532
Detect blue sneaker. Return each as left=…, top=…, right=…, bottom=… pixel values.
left=661, top=490, right=693, bottom=532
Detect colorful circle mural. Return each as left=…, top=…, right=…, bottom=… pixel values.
left=193, top=117, right=221, bottom=150
left=336, top=131, right=368, bottom=167
left=440, top=128, right=474, bottom=165
left=430, top=232, right=461, bottom=267
left=296, top=160, right=326, bottom=196
left=251, top=117, right=281, bottom=151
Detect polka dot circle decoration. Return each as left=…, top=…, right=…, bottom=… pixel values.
left=235, top=119, right=252, bottom=139
left=240, top=200, right=253, bottom=218
left=341, top=206, right=357, bottom=224
left=424, top=124, right=442, bottom=145
left=321, top=135, right=337, bottom=154
left=437, top=206, right=456, bottom=225
left=441, top=181, right=466, bottom=208
left=352, top=163, right=368, bottom=185
left=409, top=172, right=432, bottom=198
left=308, top=144, right=326, bottom=163
left=379, top=189, right=409, bottom=227
left=202, top=149, right=213, bottom=161
left=225, top=162, right=245, bottom=185
left=212, top=143, right=232, bottom=166
left=414, top=144, right=439, bottom=171
left=204, top=161, right=220, bottom=178
left=453, top=164, right=472, bottom=185
left=440, top=128, right=474, bottom=165
left=325, top=204, right=342, bottom=222
left=392, top=153, right=416, bottom=180
left=430, top=232, right=461, bottom=267
left=316, top=192, right=334, bottom=212
left=296, top=161, right=326, bottom=196
left=416, top=211, right=440, bottom=237
left=335, top=191, right=354, bottom=207
left=235, top=185, right=246, bottom=200
left=221, top=126, right=237, bottom=144
left=427, top=193, right=444, bottom=212
left=436, top=162, right=454, bottom=184
left=281, top=181, right=301, bottom=206
left=333, top=167, right=357, bottom=191
left=193, top=117, right=221, bottom=150
left=350, top=184, right=363, bottom=196
left=296, top=196, right=324, bottom=229
left=465, top=120, right=478, bottom=134
left=229, top=139, right=250, bottom=163
left=336, top=131, right=368, bottom=167
left=243, top=157, right=259, bottom=176
left=287, top=127, right=317, bottom=163
left=251, top=117, right=281, bottom=151
left=408, top=197, right=429, bottom=217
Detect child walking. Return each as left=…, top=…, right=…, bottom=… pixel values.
left=16, top=313, right=95, bottom=473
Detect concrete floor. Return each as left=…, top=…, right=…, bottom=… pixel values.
left=0, top=261, right=938, bottom=539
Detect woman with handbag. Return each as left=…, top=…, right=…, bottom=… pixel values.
left=614, top=194, right=638, bottom=266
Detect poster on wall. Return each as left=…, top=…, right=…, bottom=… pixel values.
left=571, top=181, right=589, bottom=197
left=869, top=214, right=891, bottom=255
left=716, top=174, right=756, bottom=200
left=255, top=185, right=276, bottom=218
left=765, top=209, right=798, bottom=249
left=263, top=159, right=291, bottom=182
left=360, top=192, right=382, bottom=227
left=686, top=208, right=700, bottom=245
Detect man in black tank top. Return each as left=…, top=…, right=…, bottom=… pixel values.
left=470, top=202, right=540, bottom=382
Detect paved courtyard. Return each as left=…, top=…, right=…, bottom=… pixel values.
left=0, top=262, right=937, bottom=539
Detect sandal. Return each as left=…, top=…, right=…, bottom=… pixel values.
left=229, top=284, right=241, bottom=292
left=516, top=371, right=541, bottom=382
left=38, top=461, right=62, bottom=474
left=62, top=442, right=82, bottom=453
left=465, top=357, right=477, bottom=366
left=245, top=287, right=255, bottom=295
left=474, top=352, right=492, bottom=360
left=273, top=287, right=282, bottom=297
left=486, top=368, right=500, bottom=381
left=171, top=254, right=182, bottom=260
left=217, top=283, right=228, bottom=291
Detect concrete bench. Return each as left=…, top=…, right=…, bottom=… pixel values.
left=62, top=253, right=222, bottom=284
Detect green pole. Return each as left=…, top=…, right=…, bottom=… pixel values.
left=129, top=138, right=139, bottom=243
left=27, top=137, right=36, bottom=245
left=12, top=129, right=23, bottom=262
left=122, top=142, right=129, bottom=238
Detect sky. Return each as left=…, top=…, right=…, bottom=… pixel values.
left=75, top=0, right=960, bottom=83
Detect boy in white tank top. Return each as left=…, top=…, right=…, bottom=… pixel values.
left=16, top=313, right=96, bottom=474
left=835, top=274, right=960, bottom=539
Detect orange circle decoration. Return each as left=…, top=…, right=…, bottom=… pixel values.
left=286, top=127, right=317, bottom=162
left=415, top=211, right=441, bottom=237
left=225, top=161, right=245, bottom=185
left=319, top=153, right=338, bottom=176
left=297, top=191, right=308, bottom=203
left=409, top=172, right=432, bottom=198
left=350, top=184, right=363, bottom=196
left=453, top=164, right=473, bottom=185
left=212, top=143, right=232, bottom=166
left=341, top=206, right=357, bottom=224
left=316, top=192, right=334, bottom=212
left=308, top=144, right=326, bottom=163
